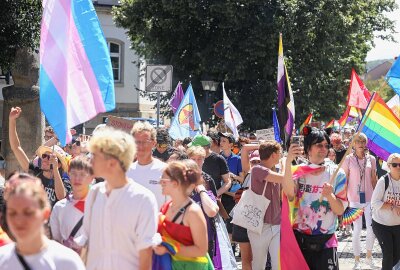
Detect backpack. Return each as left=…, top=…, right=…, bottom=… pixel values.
left=384, top=173, right=390, bottom=192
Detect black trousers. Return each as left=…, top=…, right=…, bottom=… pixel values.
left=301, top=247, right=339, bottom=270
left=372, top=220, right=400, bottom=270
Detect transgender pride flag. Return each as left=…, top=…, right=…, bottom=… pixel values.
left=40, top=0, right=115, bottom=145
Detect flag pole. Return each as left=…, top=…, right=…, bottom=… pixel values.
left=319, top=92, right=378, bottom=201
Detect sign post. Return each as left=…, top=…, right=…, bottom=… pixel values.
left=145, top=65, right=173, bottom=128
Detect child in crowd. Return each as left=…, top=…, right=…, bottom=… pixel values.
left=50, top=155, right=94, bottom=252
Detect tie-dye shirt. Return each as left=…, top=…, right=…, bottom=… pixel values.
left=291, top=162, right=348, bottom=236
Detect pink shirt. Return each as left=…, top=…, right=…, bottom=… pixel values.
left=341, top=154, right=376, bottom=204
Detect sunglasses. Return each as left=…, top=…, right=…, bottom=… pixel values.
left=390, top=163, right=400, bottom=168
left=41, top=154, right=50, bottom=160
left=313, top=143, right=330, bottom=149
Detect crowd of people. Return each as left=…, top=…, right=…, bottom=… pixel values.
left=0, top=106, right=400, bottom=270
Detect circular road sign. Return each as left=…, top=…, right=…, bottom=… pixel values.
left=214, top=100, right=224, bottom=118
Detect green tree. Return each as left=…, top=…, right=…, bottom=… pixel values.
left=0, top=0, right=42, bottom=70
left=114, top=0, right=396, bottom=130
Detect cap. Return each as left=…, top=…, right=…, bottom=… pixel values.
left=218, top=132, right=235, bottom=143
left=188, top=135, right=211, bottom=147
left=249, top=150, right=260, bottom=162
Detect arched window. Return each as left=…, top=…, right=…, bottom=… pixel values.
left=107, top=41, right=122, bottom=82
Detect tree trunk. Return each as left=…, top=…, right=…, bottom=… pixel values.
left=2, top=48, right=44, bottom=177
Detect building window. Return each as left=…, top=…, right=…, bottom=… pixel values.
left=108, top=41, right=121, bottom=82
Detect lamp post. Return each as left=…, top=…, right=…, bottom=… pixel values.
left=201, top=80, right=219, bottom=123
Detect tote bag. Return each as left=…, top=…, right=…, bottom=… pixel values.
left=231, top=178, right=270, bottom=234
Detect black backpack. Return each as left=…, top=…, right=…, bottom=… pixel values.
left=384, top=173, right=390, bottom=192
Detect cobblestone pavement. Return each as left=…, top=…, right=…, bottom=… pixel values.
left=235, top=229, right=385, bottom=270
left=337, top=229, right=382, bottom=270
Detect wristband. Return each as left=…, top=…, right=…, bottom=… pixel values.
left=199, top=190, right=207, bottom=195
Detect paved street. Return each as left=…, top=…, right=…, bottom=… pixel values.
left=235, top=229, right=386, bottom=270
left=337, top=230, right=382, bottom=270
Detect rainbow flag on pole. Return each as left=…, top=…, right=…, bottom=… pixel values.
left=299, top=113, right=313, bottom=134
left=40, top=0, right=115, bottom=145
left=360, top=92, right=400, bottom=161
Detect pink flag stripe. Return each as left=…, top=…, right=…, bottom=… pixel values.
left=280, top=193, right=310, bottom=270
left=40, top=1, right=105, bottom=120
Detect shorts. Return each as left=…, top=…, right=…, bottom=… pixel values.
left=226, top=217, right=233, bottom=234
left=232, top=224, right=249, bottom=243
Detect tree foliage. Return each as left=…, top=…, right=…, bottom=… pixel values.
left=0, top=0, right=42, bottom=70
left=114, top=0, right=396, bottom=130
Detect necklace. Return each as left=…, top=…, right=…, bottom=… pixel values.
left=170, top=199, right=190, bottom=214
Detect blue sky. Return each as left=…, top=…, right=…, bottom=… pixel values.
left=366, top=0, right=400, bottom=61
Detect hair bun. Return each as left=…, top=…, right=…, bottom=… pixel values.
left=185, top=169, right=199, bottom=185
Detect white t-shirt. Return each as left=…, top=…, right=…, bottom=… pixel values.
left=372, top=175, right=400, bottom=226
left=126, top=158, right=167, bottom=208
left=82, top=180, right=158, bottom=270
left=0, top=240, right=85, bottom=270
left=49, top=195, right=84, bottom=243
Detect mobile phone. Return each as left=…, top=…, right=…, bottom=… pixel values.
left=291, top=135, right=304, bottom=147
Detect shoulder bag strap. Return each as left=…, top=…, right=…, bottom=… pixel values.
left=15, top=249, right=32, bottom=270
left=69, top=216, right=84, bottom=238
left=384, top=174, right=390, bottom=192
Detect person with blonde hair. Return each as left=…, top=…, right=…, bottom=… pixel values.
left=79, top=127, right=158, bottom=270
left=9, top=107, right=72, bottom=208
left=341, top=133, right=377, bottom=269
left=0, top=173, right=85, bottom=269
left=127, top=121, right=167, bottom=208
left=371, top=153, right=400, bottom=270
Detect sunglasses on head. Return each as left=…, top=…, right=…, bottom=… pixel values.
left=390, top=163, right=400, bottom=168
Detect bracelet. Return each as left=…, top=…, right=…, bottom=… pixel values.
left=199, top=190, right=207, bottom=195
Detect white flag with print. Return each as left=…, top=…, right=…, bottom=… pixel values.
left=223, top=83, right=243, bottom=139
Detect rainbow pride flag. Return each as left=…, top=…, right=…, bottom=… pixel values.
left=325, top=118, right=335, bottom=128
left=299, top=113, right=313, bottom=134
left=291, top=164, right=324, bottom=180
left=40, top=0, right=115, bottom=145
left=360, top=92, right=400, bottom=161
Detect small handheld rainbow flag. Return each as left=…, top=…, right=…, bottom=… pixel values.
left=342, top=207, right=364, bottom=226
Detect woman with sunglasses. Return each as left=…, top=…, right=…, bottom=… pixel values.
left=341, top=133, right=377, bottom=269
left=371, top=153, right=400, bottom=270
left=283, top=127, right=348, bottom=270
left=9, top=107, right=71, bottom=208
left=154, top=161, right=214, bottom=269
left=0, top=173, right=85, bottom=269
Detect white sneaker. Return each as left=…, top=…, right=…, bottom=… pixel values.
left=353, top=261, right=362, bottom=270
left=365, top=257, right=375, bottom=269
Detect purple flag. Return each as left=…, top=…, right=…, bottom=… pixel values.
left=169, top=82, right=184, bottom=114
left=277, top=34, right=295, bottom=148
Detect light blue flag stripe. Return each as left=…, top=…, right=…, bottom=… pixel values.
left=169, top=84, right=202, bottom=139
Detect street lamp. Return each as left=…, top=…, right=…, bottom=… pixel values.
left=201, top=80, right=219, bottom=92
left=201, top=80, right=219, bottom=125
